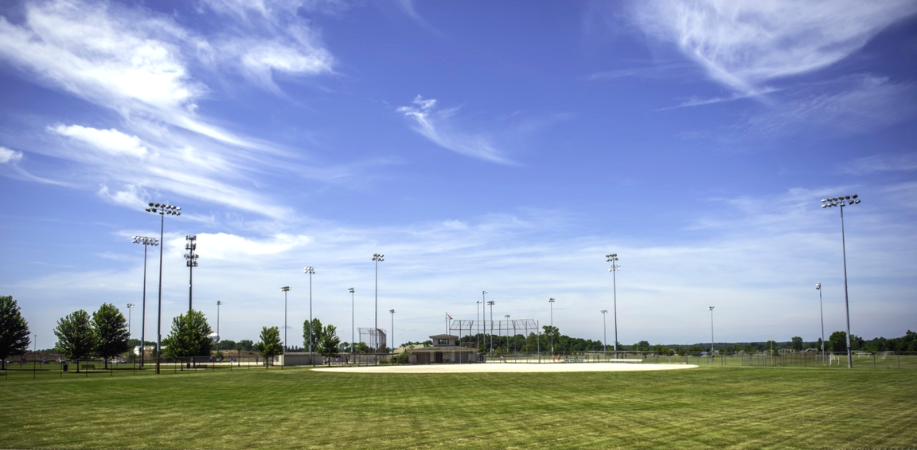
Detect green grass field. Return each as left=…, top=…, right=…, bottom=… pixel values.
left=2, top=365, right=915, bottom=449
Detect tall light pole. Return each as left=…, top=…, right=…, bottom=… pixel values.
left=281, top=286, right=290, bottom=352
left=606, top=253, right=621, bottom=359
left=600, top=309, right=608, bottom=357
left=708, top=306, right=715, bottom=356
left=476, top=298, right=482, bottom=355
left=349, top=287, right=355, bottom=361
left=481, top=291, right=487, bottom=356
left=372, top=254, right=385, bottom=352
left=184, top=235, right=198, bottom=313
left=504, top=314, right=510, bottom=354
left=390, top=309, right=396, bottom=353
left=821, top=194, right=860, bottom=368
left=216, top=301, right=223, bottom=357
left=816, top=283, right=826, bottom=364
left=127, top=303, right=135, bottom=361
left=548, top=297, right=555, bottom=357
left=132, top=236, right=158, bottom=368
left=487, top=300, right=495, bottom=353
left=145, top=202, right=181, bottom=374
left=304, top=266, right=315, bottom=359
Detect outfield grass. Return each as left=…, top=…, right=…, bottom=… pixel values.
left=1, top=366, right=915, bottom=449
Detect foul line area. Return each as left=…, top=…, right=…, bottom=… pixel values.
left=312, top=363, right=698, bottom=374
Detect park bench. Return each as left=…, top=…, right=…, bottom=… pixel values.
left=81, top=364, right=96, bottom=371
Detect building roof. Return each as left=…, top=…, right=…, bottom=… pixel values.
left=429, top=334, right=459, bottom=339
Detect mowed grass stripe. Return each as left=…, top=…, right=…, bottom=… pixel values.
left=1, top=366, right=916, bottom=449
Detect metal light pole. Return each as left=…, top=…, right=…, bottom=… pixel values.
left=708, top=306, right=715, bottom=356
left=304, top=266, right=315, bottom=360
left=126, top=303, right=135, bottom=337
left=132, top=236, right=158, bottom=368
left=281, top=286, right=290, bottom=352
left=184, top=235, right=198, bottom=313
left=481, top=291, right=488, bottom=357
left=127, top=303, right=135, bottom=361
left=816, top=283, right=825, bottom=364
left=606, top=253, right=621, bottom=359
left=504, top=314, right=510, bottom=355
left=821, top=194, right=860, bottom=368
left=145, top=202, right=181, bottom=374
left=549, top=297, right=555, bottom=357
left=390, top=309, right=396, bottom=353
left=476, top=298, right=482, bottom=355
left=600, top=309, right=608, bottom=357
left=372, top=254, right=384, bottom=353
left=349, top=287, right=355, bottom=362
left=487, top=300, right=495, bottom=353
left=216, top=301, right=222, bottom=357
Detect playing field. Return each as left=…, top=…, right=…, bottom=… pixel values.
left=1, top=365, right=915, bottom=449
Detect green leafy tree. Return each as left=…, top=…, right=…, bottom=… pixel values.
left=0, top=295, right=31, bottom=370
left=237, top=339, right=254, bottom=351
left=304, top=317, right=325, bottom=352
left=54, top=310, right=95, bottom=371
left=218, top=339, right=237, bottom=351
left=254, top=326, right=283, bottom=366
left=317, top=324, right=341, bottom=365
left=829, top=331, right=848, bottom=352
left=92, top=303, right=129, bottom=368
left=636, top=340, right=651, bottom=352
left=791, top=336, right=803, bottom=351
left=161, top=310, right=213, bottom=359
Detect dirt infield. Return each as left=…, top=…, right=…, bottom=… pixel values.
left=312, top=363, right=698, bottom=374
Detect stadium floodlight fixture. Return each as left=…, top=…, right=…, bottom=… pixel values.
left=145, top=202, right=182, bottom=374
left=606, top=253, right=621, bottom=359
left=304, top=266, right=316, bottom=363
left=820, top=194, right=860, bottom=368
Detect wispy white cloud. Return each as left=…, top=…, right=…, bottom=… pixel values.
left=659, top=87, right=780, bottom=110
left=839, top=153, right=917, bottom=176
left=0, top=145, right=23, bottom=164
left=393, top=0, right=447, bottom=39
left=738, top=76, right=916, bottom=138
left=0, top=0, right=353, bottom=219
left=49, top=125, right=148, bottom=158
left=397, top=95, right=514, bottom=165
left=629, top=0, right=917, bottom=94
left=97, top=184, right=150, bottom=209
left=200, top=0, right=336, bottom=93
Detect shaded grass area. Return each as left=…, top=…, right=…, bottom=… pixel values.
left=1, top=366, right=915, bottom=449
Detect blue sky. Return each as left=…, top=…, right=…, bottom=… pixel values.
left=1, top=0, right=916, bottom=350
